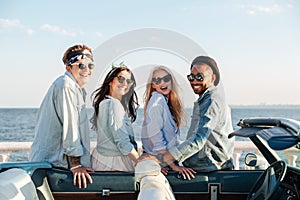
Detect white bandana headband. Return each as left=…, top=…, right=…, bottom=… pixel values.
left=66, top=49, right=94, bottom=66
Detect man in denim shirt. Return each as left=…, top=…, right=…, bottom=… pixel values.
left=160, top=56, right=234, bottom=178
left=29, top=44, right=95, bottom=188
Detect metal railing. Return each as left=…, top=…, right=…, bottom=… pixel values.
left=0, top=141, right=299, bottom=169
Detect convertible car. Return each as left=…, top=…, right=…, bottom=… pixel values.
left=0, top=117, right=299, bottom=200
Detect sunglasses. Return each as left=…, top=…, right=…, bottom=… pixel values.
left=117, top=76, right=134, bottom=86
left=71, top=62, right=95, bottom=70
left=187, top=73, right=205, bottom=82
left=152, top=74, right=172, bottom=85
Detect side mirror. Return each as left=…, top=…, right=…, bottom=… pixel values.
left=245, top=153, right=267, bottom=169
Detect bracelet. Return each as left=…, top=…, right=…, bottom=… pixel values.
left=70, top=165, right=82, bottom=171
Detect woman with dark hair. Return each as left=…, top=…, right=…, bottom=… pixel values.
left=91, top=63, right=139, bottom=171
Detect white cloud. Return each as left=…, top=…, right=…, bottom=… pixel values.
left=0, top=18, right=23, bottom=28
left=241, top=4, right=283, bottom=15
left=26, top=28, right=34, bottom=36
left=40, top=24, right=77, bottom=37
left=0, top=18, right=34, bottom=36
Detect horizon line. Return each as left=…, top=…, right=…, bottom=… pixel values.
left=1, top=104, right=300, bottom=109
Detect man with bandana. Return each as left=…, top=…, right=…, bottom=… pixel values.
left=29, top=44, right=95, bottom=189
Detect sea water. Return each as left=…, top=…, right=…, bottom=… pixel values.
left=1, top=106, right=300, bottom=161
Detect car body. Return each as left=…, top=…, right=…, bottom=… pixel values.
left=0, top=117, right=299, bottom=200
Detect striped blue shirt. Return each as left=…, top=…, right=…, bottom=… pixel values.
left=29, top=71, right=91, bottom=168
left=141, top=92, right=179, bottom=155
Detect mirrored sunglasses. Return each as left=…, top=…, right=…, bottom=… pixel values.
left=152, top=74, right=172, bottom=85
left=187, top=73, right=205, bottom=82
left=117, top=76, right=134, bottom=86
left=71, top=62, right=95, bottom=70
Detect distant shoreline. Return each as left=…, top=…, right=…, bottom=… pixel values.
left=229, top=105, right=300, bottom=109
left=1, top=105, right=300, bottom=109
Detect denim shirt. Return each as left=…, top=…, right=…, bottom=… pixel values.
left=29, top=71, right=91, bottom=168
left=169, top=86, right=234, bottom=171
left=141, top=92, right=179, bottom=155
left=94, top=96, right=136, bottom=156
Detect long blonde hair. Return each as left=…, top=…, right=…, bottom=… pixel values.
left=144, top=66, right=185, bottom=128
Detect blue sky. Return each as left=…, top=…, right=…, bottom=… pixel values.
left=1, top=0, right=300, bottom=108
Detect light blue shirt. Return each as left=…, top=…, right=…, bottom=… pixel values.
left=29, top=71, right=91, bottom=168
left=94, top=96, right=136, bottom=156
left=169, top=86, right=234, bottom=171
left=141, top=92, right=179, bottom=155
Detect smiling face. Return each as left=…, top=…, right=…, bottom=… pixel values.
left=151, top=69, right=172, bottom=98
left=189, top=64, right=215, bottom=95
left=67, top=58, right=93, bottom=88
left=109, top=70, right=133, bottom=100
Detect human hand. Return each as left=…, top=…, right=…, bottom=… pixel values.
left=160, top=167, right=169, bottom=175
left=71, top=165, right=94, bottom=188
left=169, top=165, right=196, bottom=180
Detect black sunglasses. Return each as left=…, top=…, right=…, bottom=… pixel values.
left=117, top=76, right=134, bottom=86
left=187, top=73, right=205, bottom=82
left=71, top=62, right=95, bottom=70
left=152, top=74, right=172, bottom=85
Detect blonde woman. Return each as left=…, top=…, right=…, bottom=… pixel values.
left=136, top=66, right=194, bottom=200
left=141, top=66, right=191, bottom=172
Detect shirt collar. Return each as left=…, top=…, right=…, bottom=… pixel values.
left=152, top=91, right=169, bottom=102
left=197, top=85, right=216, bottom=102
left=65, top=71, right=87, bottom=98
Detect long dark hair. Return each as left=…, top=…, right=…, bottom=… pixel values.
left=91, top=66, right=139, bottom=130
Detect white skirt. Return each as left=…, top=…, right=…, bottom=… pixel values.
left=91, top=148, right=134, bottom=172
